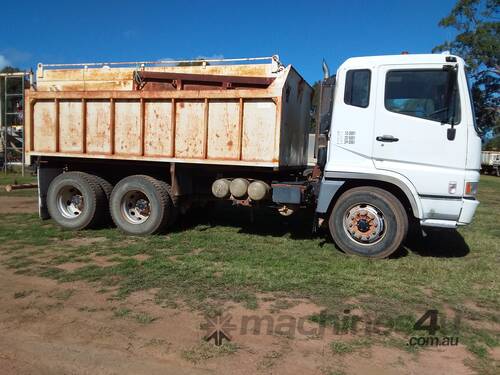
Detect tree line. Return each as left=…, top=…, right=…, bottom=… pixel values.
left=434, top=0, right=499, bottom=150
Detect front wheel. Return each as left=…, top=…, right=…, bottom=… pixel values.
left=329, top=187, right=408, bottom=258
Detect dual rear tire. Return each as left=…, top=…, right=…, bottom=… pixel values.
left=47, top=172, right=108, bottom=230
left=47, top=173, right=177, bottom=235
left=109, top=175, right=176, bottom=235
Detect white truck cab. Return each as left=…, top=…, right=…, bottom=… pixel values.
left=316, top=53, right=481, bottom=257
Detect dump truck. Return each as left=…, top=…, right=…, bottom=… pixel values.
left=481, top=151, right=500, bottom=176
left=25, top=54, right=481, bottom=258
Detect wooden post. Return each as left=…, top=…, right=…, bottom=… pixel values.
left=5, top=183, right=38, bottom=192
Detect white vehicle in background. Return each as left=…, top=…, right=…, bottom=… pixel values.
left=481, top=151, right=500, bottom=176
left=26, top=52, right=481, bottom=259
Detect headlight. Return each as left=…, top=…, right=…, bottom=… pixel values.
left=464, top=181, right=479, bottom=198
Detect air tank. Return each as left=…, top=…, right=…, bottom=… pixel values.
left=211, top=179, right=231, bottom=198
left=247, top=180, right=271, bottom=201
left=230, top=178, right=249, bottom=198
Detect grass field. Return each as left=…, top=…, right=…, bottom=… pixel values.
left=0, top=174, right=498, bottom=373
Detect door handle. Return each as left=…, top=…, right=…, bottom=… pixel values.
left=376, top=135, right=399, bottom=142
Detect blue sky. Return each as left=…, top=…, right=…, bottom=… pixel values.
left=1, top=0, right=458, bottom=83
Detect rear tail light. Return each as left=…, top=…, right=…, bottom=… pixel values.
left=465, top=181, right=479, bottom=198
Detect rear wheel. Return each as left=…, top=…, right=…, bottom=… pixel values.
left=329, top=187, right=408, bottom=258
left=92, top=175, right=113, bottom=199
left=109, top=175, right=176, bottom=235
left=47, top=172, right=106, bottom=230
left=91, top=174, right=113, bottom=225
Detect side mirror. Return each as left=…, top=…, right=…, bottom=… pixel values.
left=447, top=127, right=456, bottom=141
left=442, top=64, right=458, bottom=125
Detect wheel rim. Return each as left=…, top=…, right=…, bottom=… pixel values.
left=57, top=185, right=84, bottom=219
left=121, top=190, right=151, bottom=224
left=342, top=203, right=386, bottom=245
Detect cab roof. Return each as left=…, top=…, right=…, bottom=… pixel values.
left=339, top=53, right=464, bottom=70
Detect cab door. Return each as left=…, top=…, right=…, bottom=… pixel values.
left=372, top=64, right=467, bottom=197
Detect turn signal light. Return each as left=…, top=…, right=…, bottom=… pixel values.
left=448, top=182, right=457, bottom=194
left=464, top=181, right=478, bottom=197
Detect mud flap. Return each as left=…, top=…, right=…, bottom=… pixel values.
left=37, top=166, right=63, bottom=219
left=315, top=179, right=344, bottom=213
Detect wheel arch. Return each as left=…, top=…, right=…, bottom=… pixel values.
left=319, top=172, right=423, bottom=219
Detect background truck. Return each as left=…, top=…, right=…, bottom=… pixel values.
left=481, top=151, right=500, bottom=176
left=25, top=54, right=481, bottom=258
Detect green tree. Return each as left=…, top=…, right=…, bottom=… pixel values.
left=0, top=66, right=20, bottom=74
left=485, top=136, right=500, bottom=149
left=433, top=0, right=499, bottom=138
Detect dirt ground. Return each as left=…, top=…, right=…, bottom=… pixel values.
left=0, top=267, right=476, bottom=375
left=0, top=196, right=38, bottom=214
left=0, top=197, right=479, bottom=374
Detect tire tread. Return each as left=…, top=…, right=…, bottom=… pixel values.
left=109, top=175, right=176, bottom=235
left=90, top=174, right=113, bottom=225
left=47, top=171, right=106, bottom=230
left=329, top=186, right=408, bottom=258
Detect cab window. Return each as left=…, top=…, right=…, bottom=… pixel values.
left=344, top=69, right=371, bottom=108
left=385, top=70, right=461, bottom=124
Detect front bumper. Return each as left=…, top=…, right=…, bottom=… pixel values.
left=457, top=198, right=480, bottom=225
left=420, top=197, right=479, bottom=229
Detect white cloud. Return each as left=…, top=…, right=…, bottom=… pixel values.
left=195, top=54, right=224, bottom=60
left=150, top=55, right=225, bottom=67
left=156, top=55, right=225, bottom=63
left=156, top=57, right=175, bottom=62
left=2, top=48, right=30, bottom=63
left=0, top=54, right=11, bottom=69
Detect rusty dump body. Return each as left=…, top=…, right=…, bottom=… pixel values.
left=26, top=56, right=313, bottom=169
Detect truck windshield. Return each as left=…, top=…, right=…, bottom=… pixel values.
left=465, top=68, right=481, bottom=135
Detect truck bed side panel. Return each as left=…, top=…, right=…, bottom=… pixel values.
left=27, top=64, right=313, bottom=169
left=59, top=100, right=84, bottom=153
left=279, top=68, right=312, bottom=167
left=86, top=101, right=111, bottom=154
left=207, top=100, right=240, bottom=160
left=242, top=99, right=277, bottom=162
left=144, top=101, right=173, bottom=157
